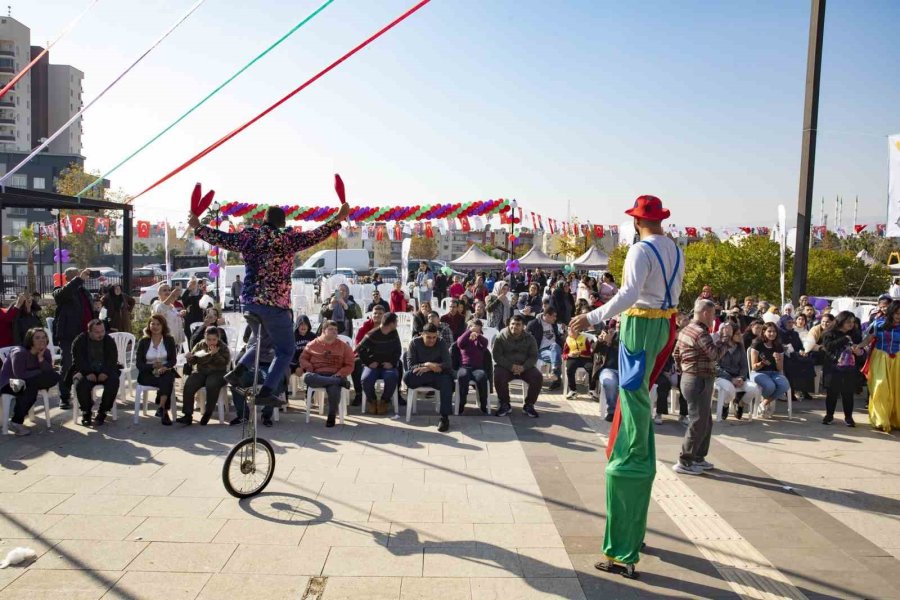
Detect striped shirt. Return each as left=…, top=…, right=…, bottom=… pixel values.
left=674, top=321, right=728, bottom=377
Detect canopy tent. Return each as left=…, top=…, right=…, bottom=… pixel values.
left=517, top=246, right=565, bottom=269
left=449, top=245, right=505, bottom=269
left=573, top=246, right=610, bottom=270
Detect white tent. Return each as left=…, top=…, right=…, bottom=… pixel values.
left=449, top=245, right=505, bottom=269
left=572, top=246, right=610, bottom=270
left=517, top=246, right=565, bottom=269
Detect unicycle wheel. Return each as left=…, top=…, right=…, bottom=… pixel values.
left=222, top=437, right=275, bottom=498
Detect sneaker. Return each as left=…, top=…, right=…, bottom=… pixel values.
left=161, top=412, right=172, bottom=426
left=95, top=412, right=107, bottom=426
left=672, top=463, right=705, bottom=476
left=845, top=418, right=855, bottom=428
left=325, top=413, right=336, bottom=428
left=176, top=415, right=192, bottom=426
left=736, top=405, right=744, bottom=420
left=81, top=412, right=92, bottom=427
left=437, top=416, right=449, bottom=432
left=340, top=379, right=352, bottom=390
left=229, top=416, right=247, bottom=426
left=494, top=404, right=512, bottom=417
left=566, top=390, right=577, bottom=399
left=223, top=364, right=248, bottom=388
left=822, top=415, right=833, bottom=425
left=694, top=460, right=715, bottom=470
left=523, top=405, right=539, bottom=418
left=547, top=380, right=562, bottom=391
left=653, top=415, right=663, bottom=425
left=589, top=390, right=600, bottom=401
left=678, top=416, right=690, bottom=426
left=7, top=422, right=30, bottom=436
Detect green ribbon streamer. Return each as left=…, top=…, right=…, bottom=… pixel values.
left=76, top=0, right=337, bottom=198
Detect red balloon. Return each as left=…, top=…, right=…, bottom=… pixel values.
left=508, top=234, right=517, bottom=242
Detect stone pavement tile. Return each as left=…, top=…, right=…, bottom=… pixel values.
left=546, top=510, right=604, bottom=539
left=223, top=543, right=329, bottom=575
left=516, top=548, right=577, bottom=578
left=371, top=501, right=443, bottom=523
left=339, top=454, right=405, bottom=470
left=213, top=519, right=307, bottom=546
left=129, top=516, right=226, bottom=543
left=474, top=524, right=564, bottom=548
left=510, top=502, right=554, bottom=523
left=301, top=520, right=390, bottom=547
left=84, top=461, right=164, bottom=479
left=324, top=576, right=402, bottom=600
left=425, top=468, right=492, bottom=486
left=0, top=492, right=70, bottom=514
left=128, top=496, right=223, bottom=518
left=423, top=547, right=522, bottom=578
left=210, top=493, right=316, bottom=521
left=467, top=483, right=543, bottom=504
left=168, top=477, right=234, bottom=498
left=469, top=577, right=586, bottom=600
left=0, top=569, right=122, bottom=600
left=318, top=481, right=394, bottom=502
left=286, top=466, right=360, bottom=485
left=23, top=476, right=114, bottom=495
left=406, top=455, right=467, bottom=471
left=19, top=457, right=99, bottom=477
left=391, top=483, right=468, bottom=503
left=0, top=537, right=56, bottom=588
left=298, top=498, right=372, bottom=523
left=99, top=477, right=184, bottom=497
left=358, top=467, right=426, bottom=484
left=569, top=554, right=644, bottom=600
left=443, top=502, right=514, bottom=524
left=323, top=546, right=424, bottom=577
left=738, top=518, right=832, bottom=550
left=102, top=571, right=210, bottom=600
left=400, top=577, right=471, bottom=600
left=761, top=546, right=864, bottom=575
left=32, top=539, right=148, bottom=571
left=0, top=472, right=47, bottom=493
left=43, top=514, right=144, bottom=541
left=787, top=569, right=898, bottom=600
left=196, top=574, right=310, bottom=600
left=561, top=537, right=603, bottom=555
left=49, top=494, right=144, bottom=516
left=389, top=522, right=476, bottom=548
left=0, top=512, right=65, bottom=538
left=126, top=541, right=236, bottom=573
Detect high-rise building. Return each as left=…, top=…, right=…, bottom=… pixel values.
left=0, top=16, right=31, bottom=153
left=47, top=64, right=83, bottom=155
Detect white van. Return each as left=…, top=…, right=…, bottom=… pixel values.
left=301, top=249, right=369, bottom=276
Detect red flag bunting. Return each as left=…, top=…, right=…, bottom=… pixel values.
left=70, top=215, right=87, bottom=234
left=854, top=224, right=867, bottom=234
left=685, top=227, right=698, bottom=238
left=137, top=221, right=151, bottom=238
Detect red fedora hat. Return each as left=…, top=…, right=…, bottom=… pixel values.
left=625, top=195, right=670, bottom=221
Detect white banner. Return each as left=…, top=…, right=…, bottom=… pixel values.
left=400, top=237, right=411, bottom=285
left=888, top=134, right=900, bottom=238
left=778, top=204, right=786, bottom=308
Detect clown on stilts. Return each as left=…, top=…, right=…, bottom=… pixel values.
left=570, top=196, right=684, bottom=579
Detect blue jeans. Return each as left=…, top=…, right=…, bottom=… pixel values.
left=599, top=368, right=619, bottom=413
left=228, top=363, right=275, bottom=420
left=240, top=303, right=295, bottom=394
left=539, top=344, right=562, bottom=376
left=303, top=373, right=346, bottom=415
left=361, top=367, right=399, bottom=403
left=750, top=371, right=790, bottom=401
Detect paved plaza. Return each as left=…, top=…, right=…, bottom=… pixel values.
left=0, top=379, right=898, bottom=599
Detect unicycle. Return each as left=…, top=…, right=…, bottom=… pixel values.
left=222, top=315, right=276, bottom=498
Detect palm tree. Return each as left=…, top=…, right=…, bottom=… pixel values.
left=3, top=227, right=39, bottom=293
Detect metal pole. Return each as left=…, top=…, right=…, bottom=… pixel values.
left=0, top=205, right=4, bottom=298
left=853, top=195, right=858, bottom=232
left=122, top=207, right=133, bottom=295
left=36, top=224, right=43, bottom=295
left=792, top=0, right=826, bottom=304
left=54, top=210, right=62, bottom=283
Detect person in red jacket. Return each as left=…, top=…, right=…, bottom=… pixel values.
left=0, top=294, right=26, bottom=348
left=389, top=281, right=408, bottom=313
left=355, top=304, right=385, bottom=345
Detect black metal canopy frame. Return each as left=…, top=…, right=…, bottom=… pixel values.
left=0, top=187, right=134, bottom=295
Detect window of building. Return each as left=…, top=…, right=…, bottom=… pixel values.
left=7, top=207, right=26, bottom=216
left=33, top=177, right=46, bottom=190
left=10, top=219, right=27, bottom=235
left=10, top=174, right=26, bottom=188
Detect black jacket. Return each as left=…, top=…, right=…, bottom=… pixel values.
left=526, top=314, right=564, bottom=351
left=356, top=328, right=402, bottom=367
left=13, top=308, right=42, bottom=347
left=136, top=335, right=179, bottom=376
left=69, top=332, right=121, bottom=384
left=181, top=289, right=205, bottom=329
left=52, top=277, right=95, bottom=342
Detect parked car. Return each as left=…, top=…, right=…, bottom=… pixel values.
left=373, top=267, right=400, bottom=282
left=170, top=267, right=210, bottom=291
left=326, top=268, right=357, bottom=282
left=131, top=267, right=160, bottom=290
left=139, top=280, right=169, bottom=306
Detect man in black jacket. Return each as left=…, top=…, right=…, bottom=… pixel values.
left=52, top=268, right=96, bottom=409
left=404, top=324, right=454, bottom=432
left=526, top=308, right=564, bottom=390
left=70, top=319, right=121, bottom=426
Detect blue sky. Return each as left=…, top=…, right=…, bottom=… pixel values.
left=17, top=0, right=900, bottom=228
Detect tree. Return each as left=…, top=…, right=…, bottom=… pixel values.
left=607, top=244, right=628, bottom=281
left=54, top=164, right=123, bottom=268
left=3, top=227, right=39, bottom=292
left=409, top=236, right=438, bottom=260
left=807, top=248, right=891, bottom=297
left=133, top=242, right=150, bottom=255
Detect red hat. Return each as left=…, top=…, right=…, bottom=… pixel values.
left=625, top=195, right=670, bottom=221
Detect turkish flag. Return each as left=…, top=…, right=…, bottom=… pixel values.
left=593, top=225, right=604, bottom=238
left=460, top=216, right=471, bottom=232
left=854, top=224, right=867, bottom=234
left=137, top=221, right=150, bottom=238
left=71, top=215, right=87, bottom=234
left=424, top=222, right=434, bottom=239
left=685, top=227, right=698, bottom=238
left=393, top=224, right=402, bottom=240
left=375, top=225, right=385, bottom=241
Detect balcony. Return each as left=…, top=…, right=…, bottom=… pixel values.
left=0, top=134, right=15, bottom=141
left=0, top=66, right=13, bottom=74
left=0, top=118, right=13, bottom=125
left=0, top=100, right=12, bottom=108
left=0, top=49, right=12, bottom=57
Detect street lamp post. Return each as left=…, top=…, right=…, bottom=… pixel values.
left=32, top=222, right=43, bottom=295
left=508, top=199, right=517, bottom=257
left=210, top=200, right=221, bottom=300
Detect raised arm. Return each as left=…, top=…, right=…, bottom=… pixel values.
left=193, top=226, right=249, bottom=253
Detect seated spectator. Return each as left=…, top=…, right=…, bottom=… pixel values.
left=12, top=294, right=42, bottom=347
left=598, top=272, right=618, bottom=304
left=355, top=304, right=386, bottom=345
left=456, top=319, right=490, bottom=413
left=404, top=323, right=454, bottom=432
left=300, top=320, right=356, bottom=427
left=184, top=307, right=228, bottom=376
left=367, top=289, right=389, bottom=313
left=517, top=283, right=543, bottom=319
left=800, top=303, right=818, bottom=327
left=492, top=314, right=542, bottom=418
left=0, top=327, right=60, bottom=436
left=778, top=315, right=815, bottom=401
left=441, top=300, right=467, bottom=340
left=390, top=280, right=409, bottom=313
left=448, top=275, right=465, bottom=299
left=357, top=312, right=402, bottom=413
left=291, top=315, right=317, bottom=376
left=563, top=323, right=593, bottom=399
left=178, top=327, right=231, bottom=425
left=229, top=331, right=280, bottom=427
left=750, top=323, right=790, bottom=417
left=593, top=325, right=620, bottom=421
left=472, top=299, right=488, bottom=321
left=742, top=320, right=764, bottom=350
left=71, top=319, right=122, bottom=427
left=588, top=291, right=602, bottom=309
left=526, top=307, right=563, bottom=390
left=412, top=302, right=431, bottom=336
left=136, top=315, right=178, bottom=426
left=320, top=284, right=362, bottom=338
left=428, top=311, right=455, bottom=347
left=715, top=323, right=760, bottom=420
left=486, top=280, right=513, bottom=330
left=807, top=313, right=834, bottom=352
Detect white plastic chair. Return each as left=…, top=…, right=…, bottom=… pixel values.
left=72, top=384, right=119, bottom=423
left=457, top=377, right=493, bottom=415
left=440, top=297, right=454, bottom=313
left=481, top=327, right=499, bottom=347
left=43, top=318, right=63, bottom=364
left=338, top=334, right=354, bottom=349
left=305, top=383, right=348, bottom=425
left=363, top=380, right=399, bottom=416
left=195, top=386, right=229, bottom=424
left=0, top=347, right=54, bottom=433
left=406, top=385, right=456, bottom=422
left=133, top=384, right=173, bottom=424
left=109, top=332, right=136, bottom=404
left=712, top=379, right=757, bottom=423
left=189, top=322, right=203, bottom=335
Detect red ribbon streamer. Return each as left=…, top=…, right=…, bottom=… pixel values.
left=131, top=0, right=433, bottom=202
